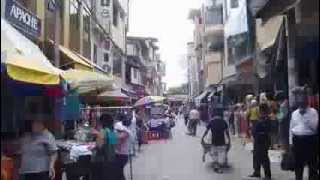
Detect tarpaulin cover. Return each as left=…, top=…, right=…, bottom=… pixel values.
left=61, top=69, right=115, bottom=94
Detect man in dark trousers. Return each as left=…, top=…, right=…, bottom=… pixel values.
left=290, top=86, right=319, bottom=180
left=202, top=116, right=231, bottom=173
left=248, top=103, right=272, bottom=180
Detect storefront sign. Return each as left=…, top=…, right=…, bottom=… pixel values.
left=5, top=0, right=41, bottom=38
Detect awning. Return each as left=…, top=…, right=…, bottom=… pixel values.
left=195, top=90, right=210, bottom=104
left=61, top=69, right=114, bottom=94
left=75, top=53, right=108, bottom=74
left=256, top=15, right=284, bottom=51
left=98, top=89, right=130, bottom=100
left=1, top=19, right=60, bottom=85
left=58, top=44, right=93, bottom=70
left=255, top=0, right=301, bottom=20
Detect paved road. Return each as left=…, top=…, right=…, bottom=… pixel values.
left=125, top=116, right=302, bottom=180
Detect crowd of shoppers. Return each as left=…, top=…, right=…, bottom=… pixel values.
left=226, top=86, right=319, bottom=180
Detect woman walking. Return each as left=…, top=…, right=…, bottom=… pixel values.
left=92, top=114, right=117, bottom=180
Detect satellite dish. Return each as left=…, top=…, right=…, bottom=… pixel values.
left=256, top=46, right=267, bottom=78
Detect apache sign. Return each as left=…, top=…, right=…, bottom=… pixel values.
left=5, top=0, right=41, bottom=38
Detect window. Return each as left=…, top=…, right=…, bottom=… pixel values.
left=93, top=44, right=97, bottom=64
left=104, top=53, right=109, bottom=62
left=101, top=0, right=110, bottom=6
left=133, top=69, right=137, bottom=78
left=205, top=6, right=223, bottom=25
left=113, top=4, right=119, bottom=26
left=227, top=47, right=235, bottom=65
left=230, top=0, right=239, bottom=8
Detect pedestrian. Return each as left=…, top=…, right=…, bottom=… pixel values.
left=239, top=104, right=249, bottom=145
left=20, top=119, right=58, bottom=180
left=129, top=110, right=138, bottom=156
left=289, top=87, right=319, bottom=180
left=269, top=98, right=279, bottom=149
left=92, top=113, right=117, bottom=180
left=202, top=116, right=231, bottom=173
left=114, top=114, right=132, bottom=180
left=248, top=103, right=272, bottom=180
left=135, top=109, right=145, bottom=151
left=228, top=106, right=235, bottom=136
left=247, top=99, right=259, bottom=140
left=234, top=104, right=241, bottom=137
left=276, top=97, right=289, bottom=149
left=183, top=104, right=189, bottom=126
left=188, top=105, right=200, bottom=136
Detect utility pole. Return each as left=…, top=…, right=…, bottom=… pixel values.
left=52, top=0, right=61, bottom=67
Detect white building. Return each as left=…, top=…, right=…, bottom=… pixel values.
left=92, top=0, right=129, bottom=79
left=126, top=36, right=166, bottom=96
left=187, top=42, right=199, bottom=97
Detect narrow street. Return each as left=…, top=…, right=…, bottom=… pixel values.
left=126, top=117, right=298, bottom=180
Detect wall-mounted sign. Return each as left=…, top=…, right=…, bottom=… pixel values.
left=5, top=0, right=41, bottom=38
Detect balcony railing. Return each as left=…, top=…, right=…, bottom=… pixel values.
left=204, top=24, right=224, bottom=37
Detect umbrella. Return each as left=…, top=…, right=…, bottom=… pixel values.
left=134, top=96, right=166, bottom=107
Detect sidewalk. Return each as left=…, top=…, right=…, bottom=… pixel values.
left=125, top=118, right=306, bottom=180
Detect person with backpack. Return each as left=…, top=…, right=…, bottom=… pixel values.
left=92, top=114, right=117, bottom=180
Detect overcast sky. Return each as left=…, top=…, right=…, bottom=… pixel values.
left=128, top=0, right=201, bottom=88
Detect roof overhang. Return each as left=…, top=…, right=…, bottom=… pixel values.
left=250, top=0, right=301, bottom=20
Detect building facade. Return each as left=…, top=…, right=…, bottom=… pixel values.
left=127, top=36, right=166, bottom=97
left=186, top=42, right=199, bottom=97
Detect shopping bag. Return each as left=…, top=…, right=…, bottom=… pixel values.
left=281, top=150, right=295, bottom=171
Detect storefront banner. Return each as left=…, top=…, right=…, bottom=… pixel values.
left=5, top=0, right=41, bottom=38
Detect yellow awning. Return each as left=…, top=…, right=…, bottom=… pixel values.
left=61, top=69, right=115, bottom=94
left=58, top=45, right=93, bottom=70
left=5, top=54, right=60, bottom=85
left=256, top=15, right=284, bottom=50
left=1, top=19, right=60, bottom=85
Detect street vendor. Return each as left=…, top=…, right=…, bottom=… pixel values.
left=19, top=119, right=58, bottom=180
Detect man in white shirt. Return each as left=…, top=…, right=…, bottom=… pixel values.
left=289, top=87, right=319, bottom=180
left=188, top=106, right=200, bottom=136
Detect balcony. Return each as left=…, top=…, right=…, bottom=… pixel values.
left=204, top=24, right=224, bottom=37
left=205, top=52, right=223, bottom=64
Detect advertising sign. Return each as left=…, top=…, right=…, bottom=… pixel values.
left=5, top=0, right=41, bottom=38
